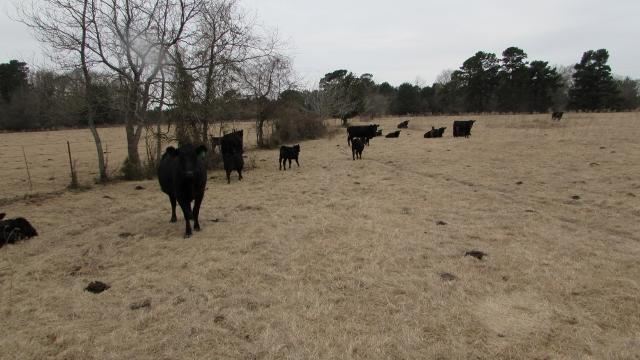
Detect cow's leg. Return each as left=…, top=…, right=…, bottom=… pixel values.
left=238, top=168, right=243, bottom=181
left=348, top=135, right=351, bottom=147
left=169, top=194, right=177, bottom=223
left=226, top=170, right=231, bottom=184
left=193, top=194, right=203, bottom=232
left=178, top=198, right=193, bottom=237
left=279, top=157, right=283, bottom=170
left=288, top=158, right=292, bottom=169
left=295, top=157, right=300, bottom=167
left=352, top=150, right=356, bottom=160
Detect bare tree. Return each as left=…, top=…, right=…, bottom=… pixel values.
left=239, top=54, right=293, bottom=147
left=22, top=0, right=204, bottom=178
left=20, top=0, right=108, bottom=181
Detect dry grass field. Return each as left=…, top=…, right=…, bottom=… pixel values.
left=1, top=113, right=640, bottom=359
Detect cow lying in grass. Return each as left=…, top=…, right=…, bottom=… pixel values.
left=0, top=213, right=38, bottom=248
left=424, top=127, right=446, bottom=138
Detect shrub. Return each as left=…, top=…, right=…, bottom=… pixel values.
left=267, top=107, right=327, bottom=147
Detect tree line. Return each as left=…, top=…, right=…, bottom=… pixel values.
left=312, top=47, right=639, bottom=126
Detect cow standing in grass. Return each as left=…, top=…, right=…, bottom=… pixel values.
left=347, top=124, right=379, bottom=146
left=158, top=144, right=208, bottom=238
left=279, top=144, right=300, bottom=170
left=352, top=138, right=365, bottom=160
left=221, top=130, right=244, bottom=184
left=552, top=111, right=564, bottom=121
left=453, top=120, right=475, bottom=137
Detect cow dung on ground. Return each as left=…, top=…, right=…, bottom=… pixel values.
left=436, top=221, right=447, bottom=226
left=571, top=195, right=581, bottom=200
left=130, top=299, right=151, bottom=310
left=440, top=272, right=458, bottom=281
left=135, top=185, right=145, bottom=190
left=85, top=281, right=110, bottom=294
left=465, top=250, right=488, bottom=260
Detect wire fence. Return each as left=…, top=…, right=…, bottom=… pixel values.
left=0, top=123, right=261, bottom=201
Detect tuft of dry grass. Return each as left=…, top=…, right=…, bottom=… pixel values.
left=1, top=113, right=640, bottom=359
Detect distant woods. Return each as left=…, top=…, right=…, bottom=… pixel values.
left=310, top=47, right=638, bottom=125
left=3, top=46, right=635, bottom=133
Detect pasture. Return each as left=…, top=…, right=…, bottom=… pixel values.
left=1, top=113, right=640, bottom=359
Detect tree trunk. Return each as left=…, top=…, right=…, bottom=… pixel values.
left=124, top=84, right=143, bottom=178
left=256, top=118, right=264, bottom=147
left=125, top=122, right=142, bottom=178
left=80, top=0, right=106, bottom=182
left=156, top=111, right=163, bottom=162
left=87, top=110, right=107, bottom=182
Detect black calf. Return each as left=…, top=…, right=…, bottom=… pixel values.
left=352, top=138, right=365, bottom=160
left=279, top=144, right=301, bottom=170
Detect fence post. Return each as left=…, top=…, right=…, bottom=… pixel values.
left=67, top=141, right=78, bottom=188
left=21, top=146, right=33, bottom=192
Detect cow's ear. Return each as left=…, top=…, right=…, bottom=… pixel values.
left=165, top=146, right=178, bottom=157
left=196, top=145, right=207, bottom=158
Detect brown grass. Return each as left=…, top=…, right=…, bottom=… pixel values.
left=1, top=113, right=640, bottom=359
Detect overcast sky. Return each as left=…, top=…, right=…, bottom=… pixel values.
left=2, top=0, right=638, bottom=87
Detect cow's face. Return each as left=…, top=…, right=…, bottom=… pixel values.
left=173, top=144, right=207, bottom=178
left=293, top=145, right=300, bottom=154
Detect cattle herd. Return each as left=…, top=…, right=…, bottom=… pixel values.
left=158, top=119, right=480, bottom=236
left=0, top=114, right=565, bottom=241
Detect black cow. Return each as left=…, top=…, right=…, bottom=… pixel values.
left=158, top=144, right=208, bottom=238
left=552, top=111, right=564, bottom=121
left=347, top=124, right=379, bottom=146
left=279, top=144, right=300, bottom=170
left=424, top=126, right=446, bottom=138
left=385, top=130, right=401, bottom=138
left=0, top=214, right=38, bottom=247
left=221, top=130, right=244, bottom=184
left=453, top=120, right=475, bottom=138
left=397, top=120, right=409, bottom=129
left=351, top=138, right=365, bottom=160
